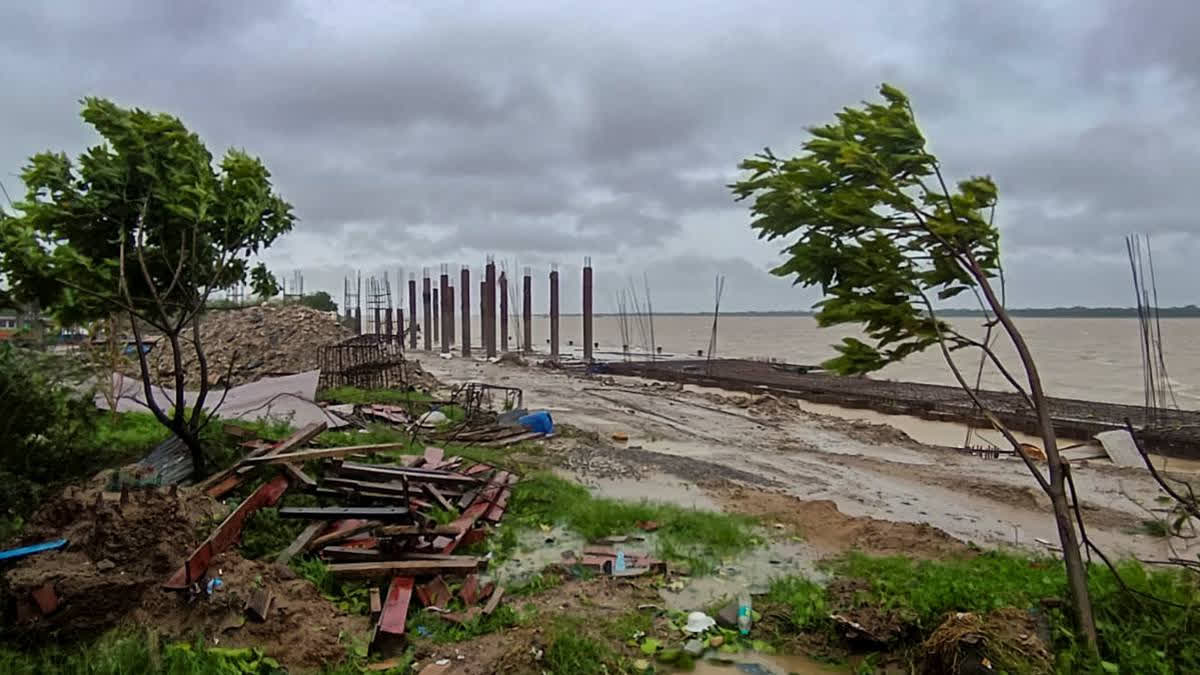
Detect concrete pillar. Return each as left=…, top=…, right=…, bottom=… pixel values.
left=461, top=267, right=472, bottom=357
left=522, top=268, right=532, bottom=354
left=397, top=308, right=405, bottom=347
left=432, top=288, right=440, bottom=343
left=499, top=271, right=509, bottom=352
left=485, top=260, right=497, bottom=358
left=408, top=278, right=418, bottom=350
left=448, top=285, right=455, bottom=348
left=385, top=307, right=393, bottom=337
left=374, top=307, right=381, bottom=335
left=583, top=258, right=593, bottom=362
left=422, top=274, right=432, bottom=351
left=439, top=269, right=450, bottom=355
left=549, top=267, right=559, bottom=358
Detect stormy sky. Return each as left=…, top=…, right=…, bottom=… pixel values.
left=3, top=1, right=1198, bottom=312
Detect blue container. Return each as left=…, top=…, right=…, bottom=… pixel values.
left=518, top=411, right=554, bottom=434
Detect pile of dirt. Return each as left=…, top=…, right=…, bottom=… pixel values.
left=707, top=485, right=974, bottom=559
left=1, top=484, right=362, bottom=670
left=148, top=304, right=352, bottom=387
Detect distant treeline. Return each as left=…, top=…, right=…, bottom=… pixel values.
left=587, top=306, right=1200, bottom=318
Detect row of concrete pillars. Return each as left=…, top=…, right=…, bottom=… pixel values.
left=366, top=260, right=593, bottom=361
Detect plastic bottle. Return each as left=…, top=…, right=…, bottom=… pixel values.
left=614, top=544, right=627, bottom=573
left=737, top=592, right=752, bottom=635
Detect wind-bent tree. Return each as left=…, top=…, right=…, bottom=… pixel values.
left=0, top=98, right=294, bottom=477
left=731, top=84, right=1098, bottom=648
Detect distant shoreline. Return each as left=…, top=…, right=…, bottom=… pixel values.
left=560, top=306, right=1200, bottom=319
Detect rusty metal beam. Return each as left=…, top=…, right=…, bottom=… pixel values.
left=378, top=576, right=414, bottom=635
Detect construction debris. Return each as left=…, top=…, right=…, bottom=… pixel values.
left=149, top=304, right=351, bottom=387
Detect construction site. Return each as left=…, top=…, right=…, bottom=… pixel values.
left=0, top=256, right=1196, bottom=675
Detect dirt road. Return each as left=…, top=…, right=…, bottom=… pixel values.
left=425, top=357, right=1194, bottom=562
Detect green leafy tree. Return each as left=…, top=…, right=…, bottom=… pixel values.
left=297, top=291, right=338, bottom=313
left=731, top=84, right=1098, bottom=649
left=0, top=98, right=294, bottom=476
left=250, top=264, right=281, bottom=300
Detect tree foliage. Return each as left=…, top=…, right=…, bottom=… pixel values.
left=0, top=97, right=292, bottom=326
left=732, top=84, right=1100, bottom=649
left=297, top=290, right=338, bottom=313
left=732, top=84, right=1000, bottom=374
left=0, top=98, right=295, bottom=476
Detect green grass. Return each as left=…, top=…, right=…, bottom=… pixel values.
left=543, top=618, right=626, bottom=675
left=411, top=604, right=526, bottom=644
left=504, top=472, right=757, bottom=570
left=318, top=386, right=434, bottom=406
left=824, top=552, right=1200, bottom=673
left=314, top=424, right=414, bottom=448
left=765, top=575, right=829, bottom=631
left=507, top=572, right=565, bottom=597
left=89, top=411, right=171, bottom=456
left=292, top=557, right=374, bottom=616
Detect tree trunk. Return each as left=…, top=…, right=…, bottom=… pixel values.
left=176, top=424, right=207, bottom=477
left=975, top=271, right=1099, bottom=649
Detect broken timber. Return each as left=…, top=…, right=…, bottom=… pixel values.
left=328, top=558, right=480, bottom=579
left=164, top=475, right=290, bottom=589
left=278, top=506, right=410, bottom=521
left=242, top=442, right=410, bottom=465
left=201, top=421, right=327, bottom=498
left=275, top=522, right=326, bottom=565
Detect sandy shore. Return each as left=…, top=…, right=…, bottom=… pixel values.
left=423, top=355, right=1198, bottom=563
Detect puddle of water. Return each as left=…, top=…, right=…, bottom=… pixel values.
left=576, top=471, right=722, bottom=510
left=489, top=525, right=586, bottom=583
left=659, top=537, right=824, bottom=611
left=690, top=652, right=843, bottom=674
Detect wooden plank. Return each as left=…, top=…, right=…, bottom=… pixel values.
left=281, top=463, right=318, bottom=489
left=204, top=475, right=243, bottom=498
left=245, top=589, right=274, bottom=621
left=423, top=446, right=445, bottom=466
left=242, top=442, right=409, bottom=465
left=479, top=431, right=544, bottom=447
left=378, top=577, right=414, bottom=635
left=275, top=522, right=325, bottom=565
left=334, top=462, right=482, bottom=486
left=328, top=558, right=480, bottom=579
left=307, top=520, right=377, bottom=550
left=460, top=574, right=480, bottom=606
left=464, top=463, right=494, bottom=476
left=425, top=485, right=455, bottom=512
left=322, top=546, right=383, bottom=562
left=416, top=576, right=452, bottom=608
left=164, top=475, right=289, bottom=589
left=376, top=525, right=461, bottom=537
left=369, top=587, right=382, bottom=615
left=482, top=586, right=505, bottom=615
left=198, top=422, right=327, bottom=494
left=279, top=506, right=409, bottom=521
left=440, top=471, right=509, bottom=554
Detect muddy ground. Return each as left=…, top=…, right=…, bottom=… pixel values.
left=426, top=356, right=1194, bottom=563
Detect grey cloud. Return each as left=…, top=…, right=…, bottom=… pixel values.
left=4, top=1, right=1200, bottom=309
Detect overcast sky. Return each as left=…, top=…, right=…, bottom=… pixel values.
left=3, top=1, right=1199, bottom=312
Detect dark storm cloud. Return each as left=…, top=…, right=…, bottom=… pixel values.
left=3, top=1, right=1199, bottom=309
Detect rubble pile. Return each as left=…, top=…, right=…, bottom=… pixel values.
left=150, top=304, right=352, bottom=387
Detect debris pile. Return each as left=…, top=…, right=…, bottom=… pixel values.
left=149, top=304, right=352, bottom=386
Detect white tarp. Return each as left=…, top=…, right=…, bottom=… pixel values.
left=1093, top=429, right=1145, bottom=468
left=96, top=370, right=346, bottom=428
